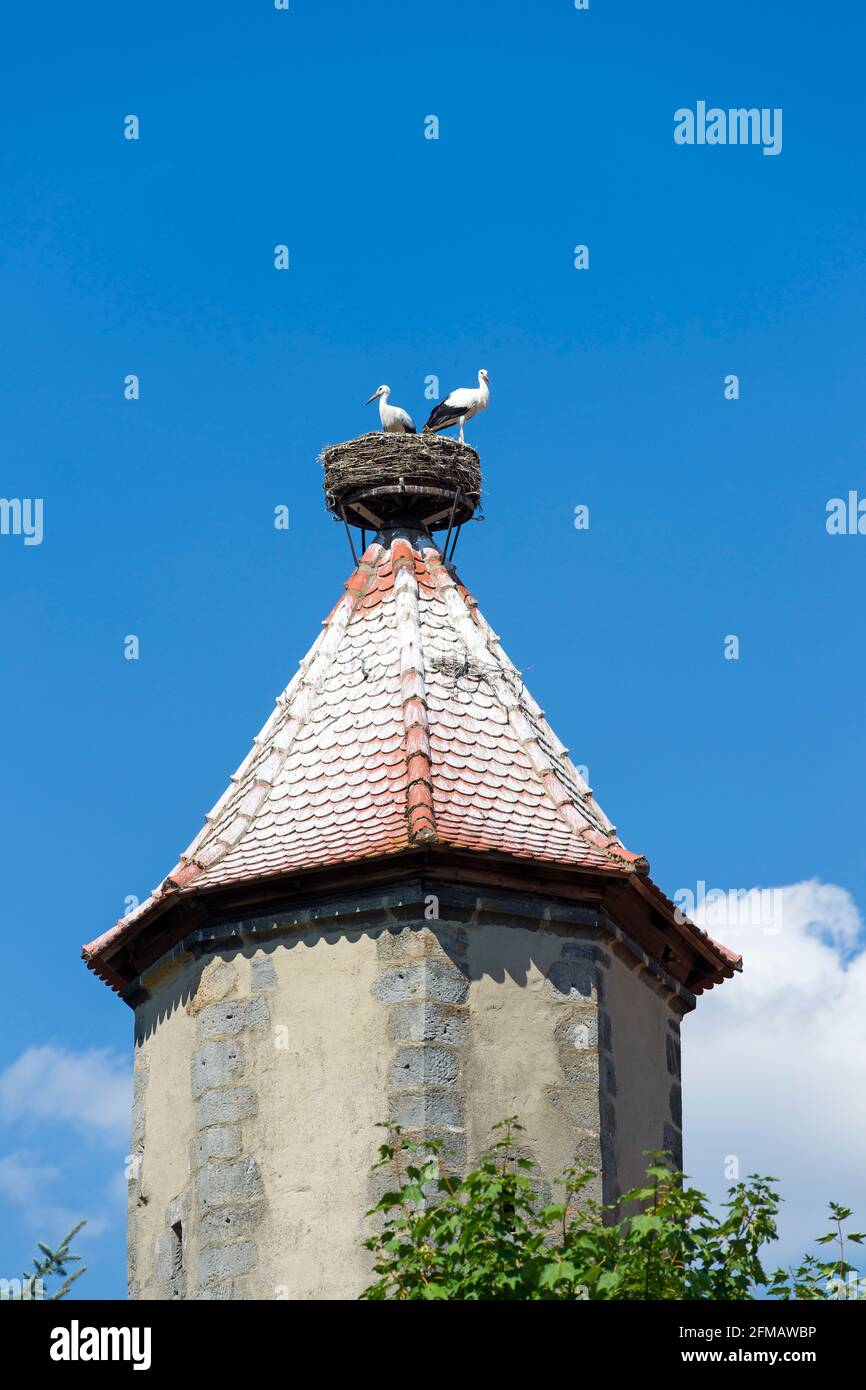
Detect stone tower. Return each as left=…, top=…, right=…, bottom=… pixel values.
left=83, top=433, right=739, bottom=1300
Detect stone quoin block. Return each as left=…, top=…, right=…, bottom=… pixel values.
left=195, top=1086, right=258, bottom=1129
left=546, top=1081, right=602, bottom=1133
left=602, top=1054, right=617, bottom=1097
left=166, top=1190, right=192, bottom=1229
left=250, top=956, right=278, bottom=991
left=389, top=1090, right=464, bottom=1129
left=555, top=1047, right=601, bottom=1088
left=390, top=1045, right=459, bottom=1088
left=561, top=940, right=605, bottom=962
left=197, top=1239, right=257, bottom=1286
left=195, top=997, right=268, bottom=1041
left=196, top=1158, right=264, bottom=1211
left=554, top=1010, right=599, bottom=1050
left=130, top=1094, right=146, bottom=1144
left=545, top=960, right=599, bottom=1003
left=375, top=923, right=468, bottom=963
left=154, top=1231, right=185, bottom=1293
left=373, top=959, right=469, bottom=1006
left=191, top=1039, right=246, bottom=1098
left=195, top=1278, right=249, bottom=1302
left=191, top=1125, right=243, bottom=1167
left=664, top=1123, right=684, bottom=1169
left=669, top=1083, right=683, bottom=1129
left=388, top=999, right=469, bottom=1046
left=198, top=1203, right=265, bottom=1247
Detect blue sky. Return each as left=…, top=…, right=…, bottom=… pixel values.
left=1, top=1, right=864, bottom=1298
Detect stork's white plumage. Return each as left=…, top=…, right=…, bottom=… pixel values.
left=365, top=384, right=416, bottom=434
left=423, top=369, right=490, bottom=444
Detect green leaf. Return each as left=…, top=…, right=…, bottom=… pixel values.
left=629, top=1213, right=665, bottom=1237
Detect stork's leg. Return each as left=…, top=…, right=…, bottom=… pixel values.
left=458, top=417, right=465, bottom=444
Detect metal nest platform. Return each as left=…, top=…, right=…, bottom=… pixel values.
left=320, top=432, right=482, bottom=532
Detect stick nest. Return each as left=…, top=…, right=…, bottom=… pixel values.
left=320, top=432, right=482, bottom=515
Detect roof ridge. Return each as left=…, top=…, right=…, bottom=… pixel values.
left=392, top=538, right=437, bottom=844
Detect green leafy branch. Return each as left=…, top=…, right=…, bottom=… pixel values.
left=361, top=1119, right=865, bottom=1301
left=5, top=1221, right=87, bottom=1302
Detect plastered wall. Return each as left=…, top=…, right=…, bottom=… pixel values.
left=127, top=887, right=685, bottom=1299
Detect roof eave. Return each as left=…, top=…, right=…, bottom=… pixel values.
left=83, top=845, right=739, bottom=1001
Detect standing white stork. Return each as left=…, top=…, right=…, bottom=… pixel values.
left=365, top=384, right=416, bottom=434
left=423, top=369, right=490, bottom=444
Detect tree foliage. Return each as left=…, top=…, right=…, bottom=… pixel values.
left=4, top=1221, right=87, bottom=1302
left=362, top=1119, right=863, bottom=1301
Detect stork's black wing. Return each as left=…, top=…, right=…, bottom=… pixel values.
left=423, top=400, right=461, bottom=433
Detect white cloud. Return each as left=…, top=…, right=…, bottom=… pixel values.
left=685, top=879, right=866, bottom=1269
left=0, top=1150, right=108, bottom=1239
left=0, top=1048, right=129, bottom=1243
left=30, top=1208, right=109, bottom=1241
left=0, top=1046, right=130, bottom=1144
left=0, top=1151, right=59, bottom=1206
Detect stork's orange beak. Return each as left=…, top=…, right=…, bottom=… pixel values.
left=365, top=391, right=380, bottom=405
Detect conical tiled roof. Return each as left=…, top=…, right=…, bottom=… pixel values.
left=84, top=526, right=739, bottom=993
left=175, top=529, right=643, bottom=886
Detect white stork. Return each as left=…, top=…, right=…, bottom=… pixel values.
left=423, top=369, right=490, bottom=444
left=365, top=384, right=416, bottom=434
